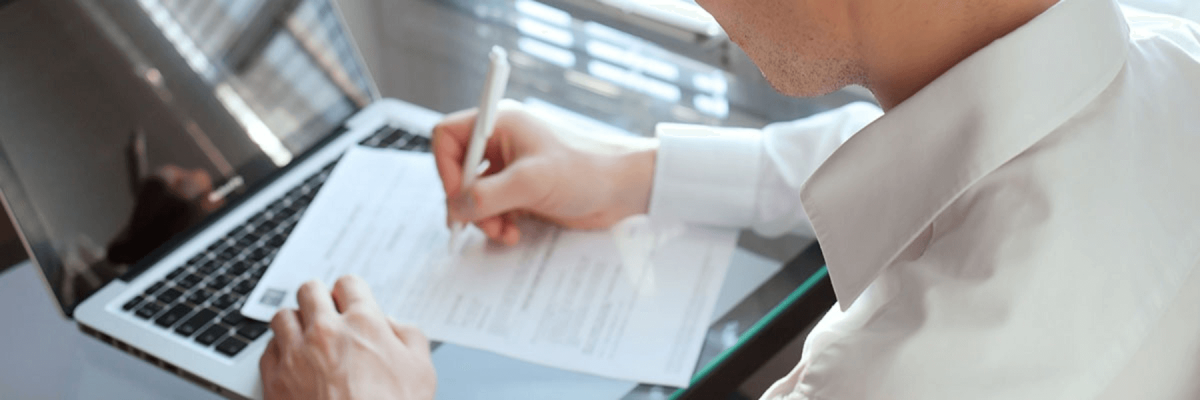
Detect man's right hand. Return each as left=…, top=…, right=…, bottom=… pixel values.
left=432, top=101, right=657, bottom=245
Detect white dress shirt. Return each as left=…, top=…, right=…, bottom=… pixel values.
left=647, top=0, right=1200, bottom=398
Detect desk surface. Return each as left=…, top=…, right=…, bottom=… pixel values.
left=0, top=0, right=850, bottom=398
left=1, top=237, right=819, bottom=400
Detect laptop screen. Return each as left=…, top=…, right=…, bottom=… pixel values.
left=0, top=0, right=374, bottom=314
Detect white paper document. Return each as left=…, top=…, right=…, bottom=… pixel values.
left=242, top=147, right=738, bottom=387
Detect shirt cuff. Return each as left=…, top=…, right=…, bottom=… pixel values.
left=648, top=123, right=763, bottom=228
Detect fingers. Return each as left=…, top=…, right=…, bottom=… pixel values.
left=388, top=318, right=431, bottom=356
left=449, top=161, right=548, bottom=222
left=476, top=216, right=504, bottom=239
left=433, top=108, right=508, bottom=200
left=331, top=275, right=380, bottom=315
left=260, top=335, right=279, bottom=373
left=432, top=110, right=474, bottom=199
left=295, top=280, right=337, bottom=327
left=262, top=308, right=301, bottom=375
left=433, top=104, right=532, bottom=214
left=269, top=308, right=303, bottom=348
left=501, top=212, right=521, bottom=245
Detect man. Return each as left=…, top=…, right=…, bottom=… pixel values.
left=260, top=0, right=1200, bottom=398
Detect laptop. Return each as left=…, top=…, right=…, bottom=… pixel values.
left=0, top=0, right=440, bottom=398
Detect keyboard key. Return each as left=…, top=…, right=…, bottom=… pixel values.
left=122, top=295, right=144, bottom=311
left=166, top=267, right=186, bottom=280
left=256, top=220, right=277, bottom=234
left=135, top=302, right=163, bottom=319
left=233, top=234, right=255, bottom=247
left=217, top=247, right=238, bottom=261
left=195, top=325, right=229, bottom=346
left=365, top=126, right=395, bottom=144
left=215, top=336, right=249, bottom=357
left=196, top=260, right=220, bottom=276
left=232, top=279, right=256, bottom=295
left=237, top=321, right=269, bottom=340
left=157, top=287, right=184, bottom=304
left=175, top=308, right=218, bottom=337
left=248, top=247, right=270, bottom=261
left=207, top=274, right=234, bottom=290
left=221, top=311, right=245, bottom=326
left=229, top=261, right=250, bottom=276
left=143, top=281, right=165, bottom=295
left=154, top=304, right=193, bottom=328
left=179, top=273, right=202, bottom=289
left=279, top=207, right=300, bottom=220
left=187, top=289, right=213, bottom=305
left=389, top=136, right=413, bottom=150
left=234, top=224, right=256, bottom=237
left=212, top=293, right=237, bottom=310
left=379, top=128, right=405, bottom=146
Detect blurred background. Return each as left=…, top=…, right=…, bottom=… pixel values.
left=0, top=0, right=872, bottom=280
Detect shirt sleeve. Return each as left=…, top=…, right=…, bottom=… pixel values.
left=648, top=101, right=883, bottom=237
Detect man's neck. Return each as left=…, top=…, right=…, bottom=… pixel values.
left=854, top=0, right=1060, bottom=110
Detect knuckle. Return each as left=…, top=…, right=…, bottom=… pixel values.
left=497, top=99, right=523, bottom=114
left=496, top=103, right=531, bottom=129
left=340, top=306, right=365, bottom=321
left=307, top=316, right=339, bottom=338
left=345, top=307, right=383, bottom=328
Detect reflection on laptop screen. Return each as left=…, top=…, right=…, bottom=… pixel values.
left=0, top=0, right=372, bottom=314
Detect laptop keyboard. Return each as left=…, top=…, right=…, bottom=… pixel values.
left=119, top=125, right=429, bottom=358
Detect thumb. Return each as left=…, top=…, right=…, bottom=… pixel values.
left=450, top=160, right=547, bottom=222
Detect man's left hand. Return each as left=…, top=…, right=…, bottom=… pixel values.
left=259, top=276, right=436, bottom=400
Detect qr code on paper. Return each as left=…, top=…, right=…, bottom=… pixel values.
left=260, top=289, right=287, bottom=307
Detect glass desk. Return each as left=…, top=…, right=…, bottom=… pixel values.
left=0, top=0, right=864, bottom=398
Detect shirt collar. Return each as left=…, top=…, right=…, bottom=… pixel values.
left=800, top=0, right=1131, bottom=310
